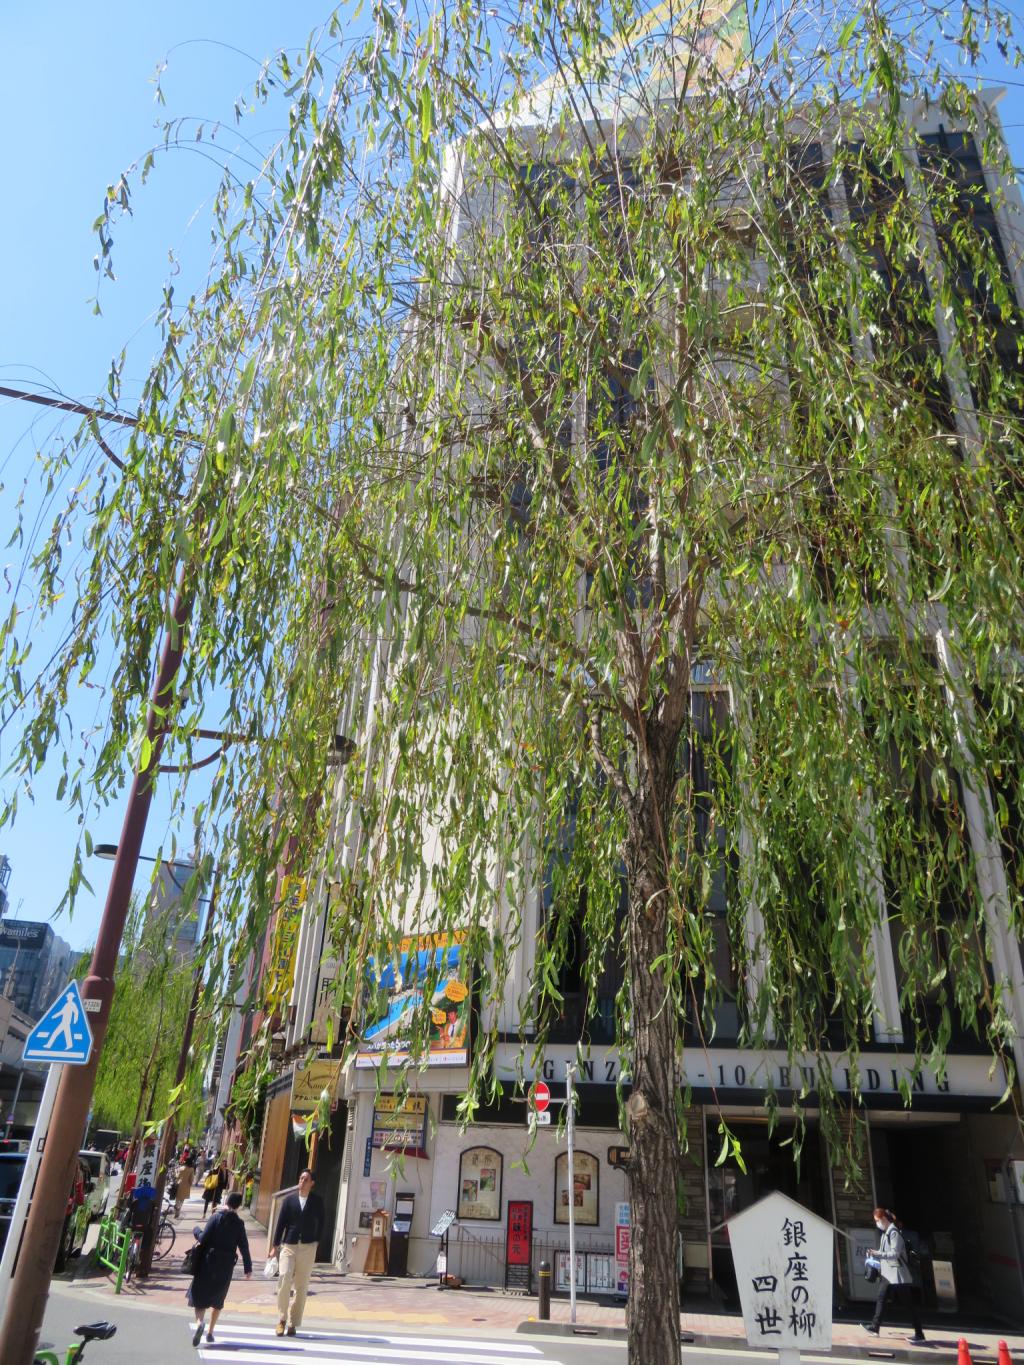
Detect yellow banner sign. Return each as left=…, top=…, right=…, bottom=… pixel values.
left=263, top=875, right=306, bottom=1014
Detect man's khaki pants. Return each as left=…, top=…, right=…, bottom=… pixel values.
left=277, top=1241, right=317, bottom=1327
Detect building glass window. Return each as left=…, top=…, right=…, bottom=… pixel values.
left=919, top=128, right=1023, bottom=409
left=683, top=687, right=741, bottom=1044
left=540, top=792, right=625, bottom=1047
left=862, top=646, right=989, bottom=1049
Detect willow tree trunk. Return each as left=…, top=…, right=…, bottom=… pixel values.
left=624, top=767, right=683, bottom=1365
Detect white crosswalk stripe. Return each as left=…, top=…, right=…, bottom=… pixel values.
left=194, top=1322, right=562, bottom=1365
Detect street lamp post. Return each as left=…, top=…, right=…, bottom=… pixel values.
left=0, top=580, right=192, bottom=1365
left=91, top=843, right=217, bottom=1277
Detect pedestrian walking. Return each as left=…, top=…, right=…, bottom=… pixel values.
left=270, top=1169, right=324, bottom=1337
left=188, top=1190, right=252, bottom=1346
left=176, top=1158, right=197, bottom=1216
left=864, top=1207, right=925, bottom=1343
left=213, top=1161, right=229, bottom=1206
left=202, top=1169, right=220, bottom=1217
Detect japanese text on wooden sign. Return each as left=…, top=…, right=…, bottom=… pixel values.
left=729, top=1192, right=833, bottom=1352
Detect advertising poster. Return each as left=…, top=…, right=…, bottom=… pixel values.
left=555, top=1150, right=599, bottom=1226
left=521, top=0, right=750, bottom=124
left=371, top=1094, right=429, bottom=1156
left=359, top=1179, right=390, bottom=1230
left=457, top=1146, right=503, bottom=1221
left=356, top=930, right=471, bottom=1068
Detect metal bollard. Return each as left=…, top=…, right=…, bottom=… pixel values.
left=538, top=1260, right=551, bottom=1320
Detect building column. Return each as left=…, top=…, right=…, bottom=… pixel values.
left=679, top=1103, right=710, bottom=1294
left=935, top=630, right=1024, bottom=1084
left=826, top=1104, right=877, bottom=1300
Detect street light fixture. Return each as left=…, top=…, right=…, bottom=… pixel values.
left=0, top=388, right=359, bottom=1360
left=91, top=841, right=221, bottom=1277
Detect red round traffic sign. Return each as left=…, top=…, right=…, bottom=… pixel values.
left=532, top=1081, right=551, bottom=1113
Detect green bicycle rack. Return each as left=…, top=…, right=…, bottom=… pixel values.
left=95, top=1216, right=131, bottom=1294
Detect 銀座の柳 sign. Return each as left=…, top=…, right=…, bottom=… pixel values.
left=729, top=1192, right=834, bottom=1353
left=356, top=930, right=470, bottom=1069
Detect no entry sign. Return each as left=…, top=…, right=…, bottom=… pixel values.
left=532, top=1081, right=551, bottom=1113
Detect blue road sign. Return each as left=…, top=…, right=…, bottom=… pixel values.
left=23, top=980, right=93, bottom=1064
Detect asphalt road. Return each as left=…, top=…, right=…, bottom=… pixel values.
left=37, top=1287, right=950, bottom=1365
left=37, top=1285, right=628, bottom=1365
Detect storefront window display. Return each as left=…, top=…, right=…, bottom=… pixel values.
left=457, top=1146, right=503, bottom=1220
left=555, top=1149, right=599, bottom=1225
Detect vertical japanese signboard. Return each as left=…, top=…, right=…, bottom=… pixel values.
left=504, top=1200, right=533, bottom=1292
left=728, top=1192, right=833, bottom=1358
left=614, top=1201, right=631, bottom=1297
left=264, top=876, right=306, bottom=1013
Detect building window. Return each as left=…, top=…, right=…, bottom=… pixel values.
left=919, top=128, right=1023, bottom=410
left=684, top=688, right=742, bottom=1044
left=861, top=645, right=987, bottom=1049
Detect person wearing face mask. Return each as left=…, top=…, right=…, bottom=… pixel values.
left=864, top=1207, right=925, bottom=1343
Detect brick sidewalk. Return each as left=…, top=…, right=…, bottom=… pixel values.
left=69, top=1191, right=1024, bottom=1357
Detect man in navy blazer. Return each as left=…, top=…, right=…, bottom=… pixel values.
left=271, top=1169, right=325, bottom=1336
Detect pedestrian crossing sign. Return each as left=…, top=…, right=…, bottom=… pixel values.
left=23, top=980, right=93, bottom=1064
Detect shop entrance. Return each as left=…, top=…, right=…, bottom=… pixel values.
left=280, top=1104, right=347, bottom=1261
left=707, top=1119, right=829, bottom=1303
left=872, top=1116, right=977, bottom=1311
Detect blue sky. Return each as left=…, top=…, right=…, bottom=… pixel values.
left=0, top=4, right=340, bottom=949
left=2, top=5, right=1023, bottom=953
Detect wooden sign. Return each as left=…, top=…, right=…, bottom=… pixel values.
left=363, top=1209, right=390, bottom=1276
left=729, top=1192, right=833, bottom=1359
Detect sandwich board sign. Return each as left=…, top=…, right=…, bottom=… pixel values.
left=22, top=981, right=93, bottom=1064
left=728, top=1192, right=833, bottom=1362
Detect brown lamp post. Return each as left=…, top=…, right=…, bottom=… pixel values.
left=90, top=847, right=219, bottom=1278
left=0, top=580, right=193, bottom=1365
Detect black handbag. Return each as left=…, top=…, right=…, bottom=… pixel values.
left=182, top=1242, right=203, bottom=1275
left=864, top=1259, right=880, bottom=1284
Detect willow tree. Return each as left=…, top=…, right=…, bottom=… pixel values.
left=3, top=0, right=1024, bottom=1359
left=76, top=896, right=197, bottom=1138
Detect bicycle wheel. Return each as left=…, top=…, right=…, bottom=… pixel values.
left=154, top=1219, right=176, bottom=1260
left=124, top=1236, right=140, bottom=1281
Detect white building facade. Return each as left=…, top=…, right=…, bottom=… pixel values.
left=252, top=90, right=1024, bottom=1317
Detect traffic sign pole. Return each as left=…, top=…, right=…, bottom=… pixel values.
left=0, top=1064, right=63, bottom=1310
left=566, top=1061, right=577, bottom=1325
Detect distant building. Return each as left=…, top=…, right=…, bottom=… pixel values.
left=0, top=919, right=75, bottom=1021
left=144, top=859, right=204, bottom=964
left=0, top=993, right=45, bottom=1137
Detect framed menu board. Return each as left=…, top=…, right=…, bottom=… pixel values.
left=554, top=1149, right=599, bottom=1226
left=457, top=1146, right=503, bottom=1221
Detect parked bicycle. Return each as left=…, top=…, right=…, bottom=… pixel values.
left=123, top=1209, right=174, bottom=1280
left=34, top=1321, right=116, bottom=1365
left=153, top=1209, right=176, bottom=1260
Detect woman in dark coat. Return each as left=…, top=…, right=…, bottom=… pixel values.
left=189, top=1191, right=252, bottom=1346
